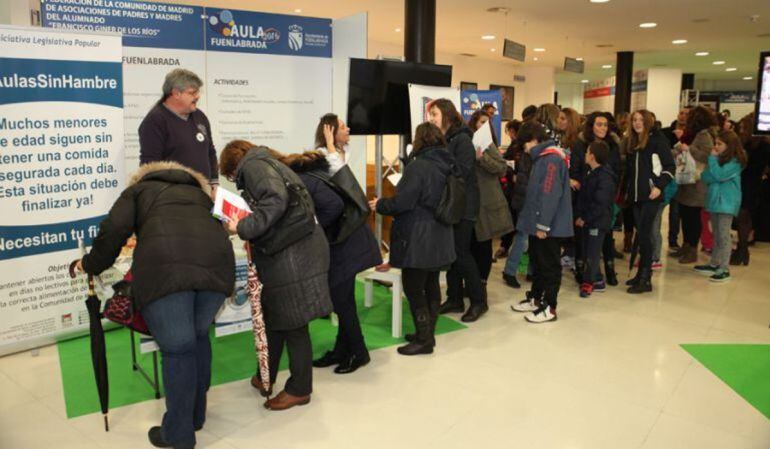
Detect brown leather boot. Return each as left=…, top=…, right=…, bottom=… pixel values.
left=669, top=242, right=688, bottom=258
left=250, top=375, right=274, bottom=398
left=678, top=244, right=698, bottom=264
left=264, top=391, right=311, bottom=411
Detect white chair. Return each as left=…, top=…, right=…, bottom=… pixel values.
left=358, top=267, right=404, bottom=338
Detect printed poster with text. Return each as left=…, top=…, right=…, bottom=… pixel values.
left=461, top=90, right=503, bottom=143
left=205, top=8, right=332, bottom=155
left=0, top=26, right=125, bottom=355
left=42, top=0, right=207, bottom=174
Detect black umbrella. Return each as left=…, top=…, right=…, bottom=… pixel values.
left=70, top=260, right=109, bottom=431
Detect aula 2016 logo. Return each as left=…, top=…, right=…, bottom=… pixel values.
left=288, top=25, right=303, bottom=51
left=208, top=10, right=281, bottom=43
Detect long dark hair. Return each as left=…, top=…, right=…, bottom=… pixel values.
left=467, top=110, right=490, bottom=132
left=517, top=120, right=549, bottom=145
left=412, top=122, right=446, bottom=152
left=583, top=112, right=610, bottom=143
left=716, top=130, right=748, bottom=167
left=429, top=98, right=464, bottom=132
left=314, top=113, right=339, bottom=149
left=686, top=105, right=717, bottom=137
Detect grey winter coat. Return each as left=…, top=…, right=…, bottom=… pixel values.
left=235, top=148, right=333, bottom=331
left=475, top=145, right=514, bottom=241
left=516, top=141, right=574, bottom=238
left=675, top=128, right=714, bottom=208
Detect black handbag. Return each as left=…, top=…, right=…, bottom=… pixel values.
left=308, top=165, right=369, bottom=244
left=248, top=157, right=317, bottom=255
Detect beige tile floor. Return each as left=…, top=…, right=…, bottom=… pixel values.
left=1, top=242, right=769, bottom=449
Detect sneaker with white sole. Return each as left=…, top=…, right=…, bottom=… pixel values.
left=709, top=271, right=730, bottom=282
left=592, top=280, right=606, bottom=292
left=694, top=264, right=718, bottom=275
left=511, top=295, right=539, bottom=313
left=525, top=306, right=557, bottom=323
left=651, top=260, right=663, bottom=270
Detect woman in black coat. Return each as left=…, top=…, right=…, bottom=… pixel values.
left=74, top=161, right=235, bottom=449
left=623, top=110, right=676, bottom=294
left=571, top=112, right=622, bottom=286
left=427, top=99, right=486, bottom=323
left=734, top=113, right=770, bottom=264
left=371, top=122, right=456, bottom=355
left=220, top=141, right=333, bottom=411
left=282, top=151, right=382, bottom=374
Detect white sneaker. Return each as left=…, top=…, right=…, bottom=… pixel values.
left=525, top=306, right=557, bottom=323
left=511, top=297, right=538, bottom=313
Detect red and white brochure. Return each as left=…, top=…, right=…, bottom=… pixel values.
left=212, top=187, right=252, bottom=222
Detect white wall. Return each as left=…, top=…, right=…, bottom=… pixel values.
left=0, top=0, right=31, bottom=26
left=556, top=82, right=585, bottom=113
left=646, top=68, right=682, bottom=125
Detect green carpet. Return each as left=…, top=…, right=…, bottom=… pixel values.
left=682, top=344, right=770, bottom=419
left=57, top=282, right=466, bottom=418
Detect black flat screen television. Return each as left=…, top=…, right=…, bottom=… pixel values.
left=347, top=58, right=452, bottom=135
left=754, top=51, right=770, bottom=135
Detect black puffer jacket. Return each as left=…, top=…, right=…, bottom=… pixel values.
left=82, top=162, right=235, bottom=309
left=446, top=124, right=480, bottom=221
left=625, top=130, right=676, bottom=204
left=235, top=148, right=332, bottom=330
left=288, top=154, right=382, bottom=288
left=575, top=164, right=617, bottom=231
left=377, top=145, right=456, bottom=269
left=570, top=134, right=622, bottom=188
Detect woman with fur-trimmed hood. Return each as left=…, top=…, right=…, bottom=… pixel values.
left=75, top=161, right=235, bottom=449
left=280, top=150, right=381, bottom=374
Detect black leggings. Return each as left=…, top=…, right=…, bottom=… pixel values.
left=470, top=233, right=493, bottom=281
left=402, top=268, right=441, bottom=311
left=679, top=204, right=702, bottom=247
left=736, top=207, right=752, bottom=247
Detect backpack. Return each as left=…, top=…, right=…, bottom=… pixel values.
left=248, top=157, right=318, bottom=256
left=434, top=164, right=466, bottom=225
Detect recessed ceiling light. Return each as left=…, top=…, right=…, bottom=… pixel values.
left=395, top=28, right=401, bottom=32
left=672, top=39, right=688, bottom=44
left=533, top=48, right=546, bottom=52
left=534, top=57, right=539, bottom=61
left=481, top=35, right=495, bottom=40
left=639, top=22, right=657, bottom=28
left=725, top=67, right=737, bottom=72
left=294, top=8, right=302, bottom=13
left=490, top=48, right=496, bottom=52
left=713, top=60, right=726, bottom=65
left=590, top=0, right=610, bottom=3
left=743, top=76, right=753, bottom=80
left=576, top=57, right=584, bottom=61
left=581, top=79, right=589, bottom=83
left=695, top=51, right=709, bottom=56
left=602, top=64, right=613, bottom=69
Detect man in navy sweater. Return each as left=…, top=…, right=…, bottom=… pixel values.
left=138, top=69, right=219, bottom=194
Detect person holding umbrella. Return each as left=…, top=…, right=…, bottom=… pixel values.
left=219, top=142, right=333, bottom=411
left=72, top=161, right=235, bottom=449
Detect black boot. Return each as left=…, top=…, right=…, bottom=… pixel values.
left=398, top=308, right=434, bottom=355
left=503, top=272, right=521, bottom=288
left=438, top=297, right=464, bottom=314
left=605, top=260, right=618, bottom=286
left=406, top=295, right=440, bottom=346
left=461, top=281, right=488, bottom=322
left=730, top=244, right=750, bottom=266
left=627, top=268, right=652, bottom=294
left=625, top=270, right=641, bottom=286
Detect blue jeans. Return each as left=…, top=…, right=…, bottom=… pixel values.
left=142, top=290, right=225, bottom=447
left=503, top=231, right=529, bottom=277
